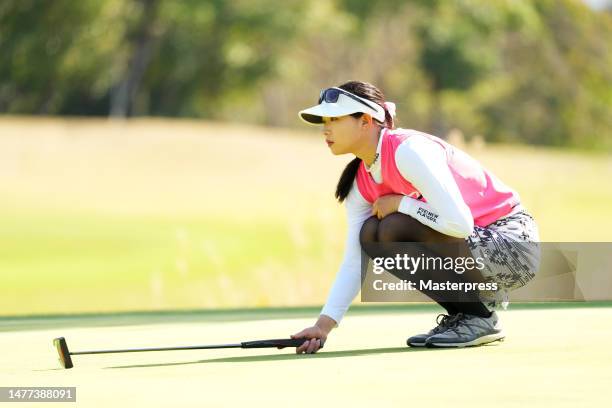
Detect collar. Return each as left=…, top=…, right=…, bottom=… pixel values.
left=365, top=127, right=385, bottom=174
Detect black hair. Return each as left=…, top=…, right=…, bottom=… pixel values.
left=334, top=81, right=396, bottom=203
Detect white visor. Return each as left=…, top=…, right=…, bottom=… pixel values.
left=298, top=88, right=386, bottom=125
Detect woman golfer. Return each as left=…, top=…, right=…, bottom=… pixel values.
left=291, top=81, right=540, bottom=353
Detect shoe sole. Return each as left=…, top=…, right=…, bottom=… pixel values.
left=426, top=331, right=505, bottom=348
left=407, top=341, right=426, bottom=347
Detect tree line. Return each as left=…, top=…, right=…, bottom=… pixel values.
left=1, top=0, right=610, bottom=149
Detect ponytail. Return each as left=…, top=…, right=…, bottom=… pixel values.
left=335, top=157, right=362, bottom=203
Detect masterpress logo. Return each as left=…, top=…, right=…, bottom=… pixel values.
left=371, top=279, right=499, bottom=293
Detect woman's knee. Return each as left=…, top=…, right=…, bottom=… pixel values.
left=359, top=216, right=380, bottom=246
left=377, top=213, right=428, bottom=242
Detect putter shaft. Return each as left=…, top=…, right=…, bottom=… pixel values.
left=71, top=343, right=243, bottom=355
left=54, top=337, right=310, bottom=369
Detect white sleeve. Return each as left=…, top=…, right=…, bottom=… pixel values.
left=395, top=137, right=474, bottom=238
left=320, top=179, right=372, bottom=326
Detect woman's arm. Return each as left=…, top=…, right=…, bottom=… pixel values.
left=292, top=180, right=371, bottom=353
left=394, top=137, right=474, bottom=238
left=319, top=179, right=373, bottom=326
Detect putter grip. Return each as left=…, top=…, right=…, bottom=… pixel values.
left=241, top=338, right=321, bottom=349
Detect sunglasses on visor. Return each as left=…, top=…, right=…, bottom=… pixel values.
left=318, top=88, right=380, bottom=113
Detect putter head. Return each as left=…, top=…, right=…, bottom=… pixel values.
left=53, top=337, right=73, bottom=369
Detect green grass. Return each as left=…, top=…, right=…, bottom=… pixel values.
left=1, top=302, right=610, bottom=332
left=2, top=306, right=611, bottom=407
left=1, top=117, right=611, bottom=316
left=0, top=208, right=337, bottom=315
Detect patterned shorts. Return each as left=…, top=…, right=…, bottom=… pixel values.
left=464, top=205, right=541, bottom=308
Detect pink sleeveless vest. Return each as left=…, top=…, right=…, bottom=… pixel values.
left=355, top=128, right=520, bottom=227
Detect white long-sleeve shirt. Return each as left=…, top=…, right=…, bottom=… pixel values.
left=319, top=131, right=488, bottom=325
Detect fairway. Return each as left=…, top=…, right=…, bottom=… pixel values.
left=1, top=304, right=610, bottom=407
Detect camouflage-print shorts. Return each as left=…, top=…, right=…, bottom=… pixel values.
left=464, top=205, right=541, bottom=308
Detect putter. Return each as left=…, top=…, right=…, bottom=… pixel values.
left=53, top=336, right=320, bottom=369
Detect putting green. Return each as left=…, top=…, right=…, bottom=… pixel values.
left=1, top=305, right=610, bottom=407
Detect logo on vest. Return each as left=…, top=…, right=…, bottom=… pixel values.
left=416, top=207, right=439, bottom=223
